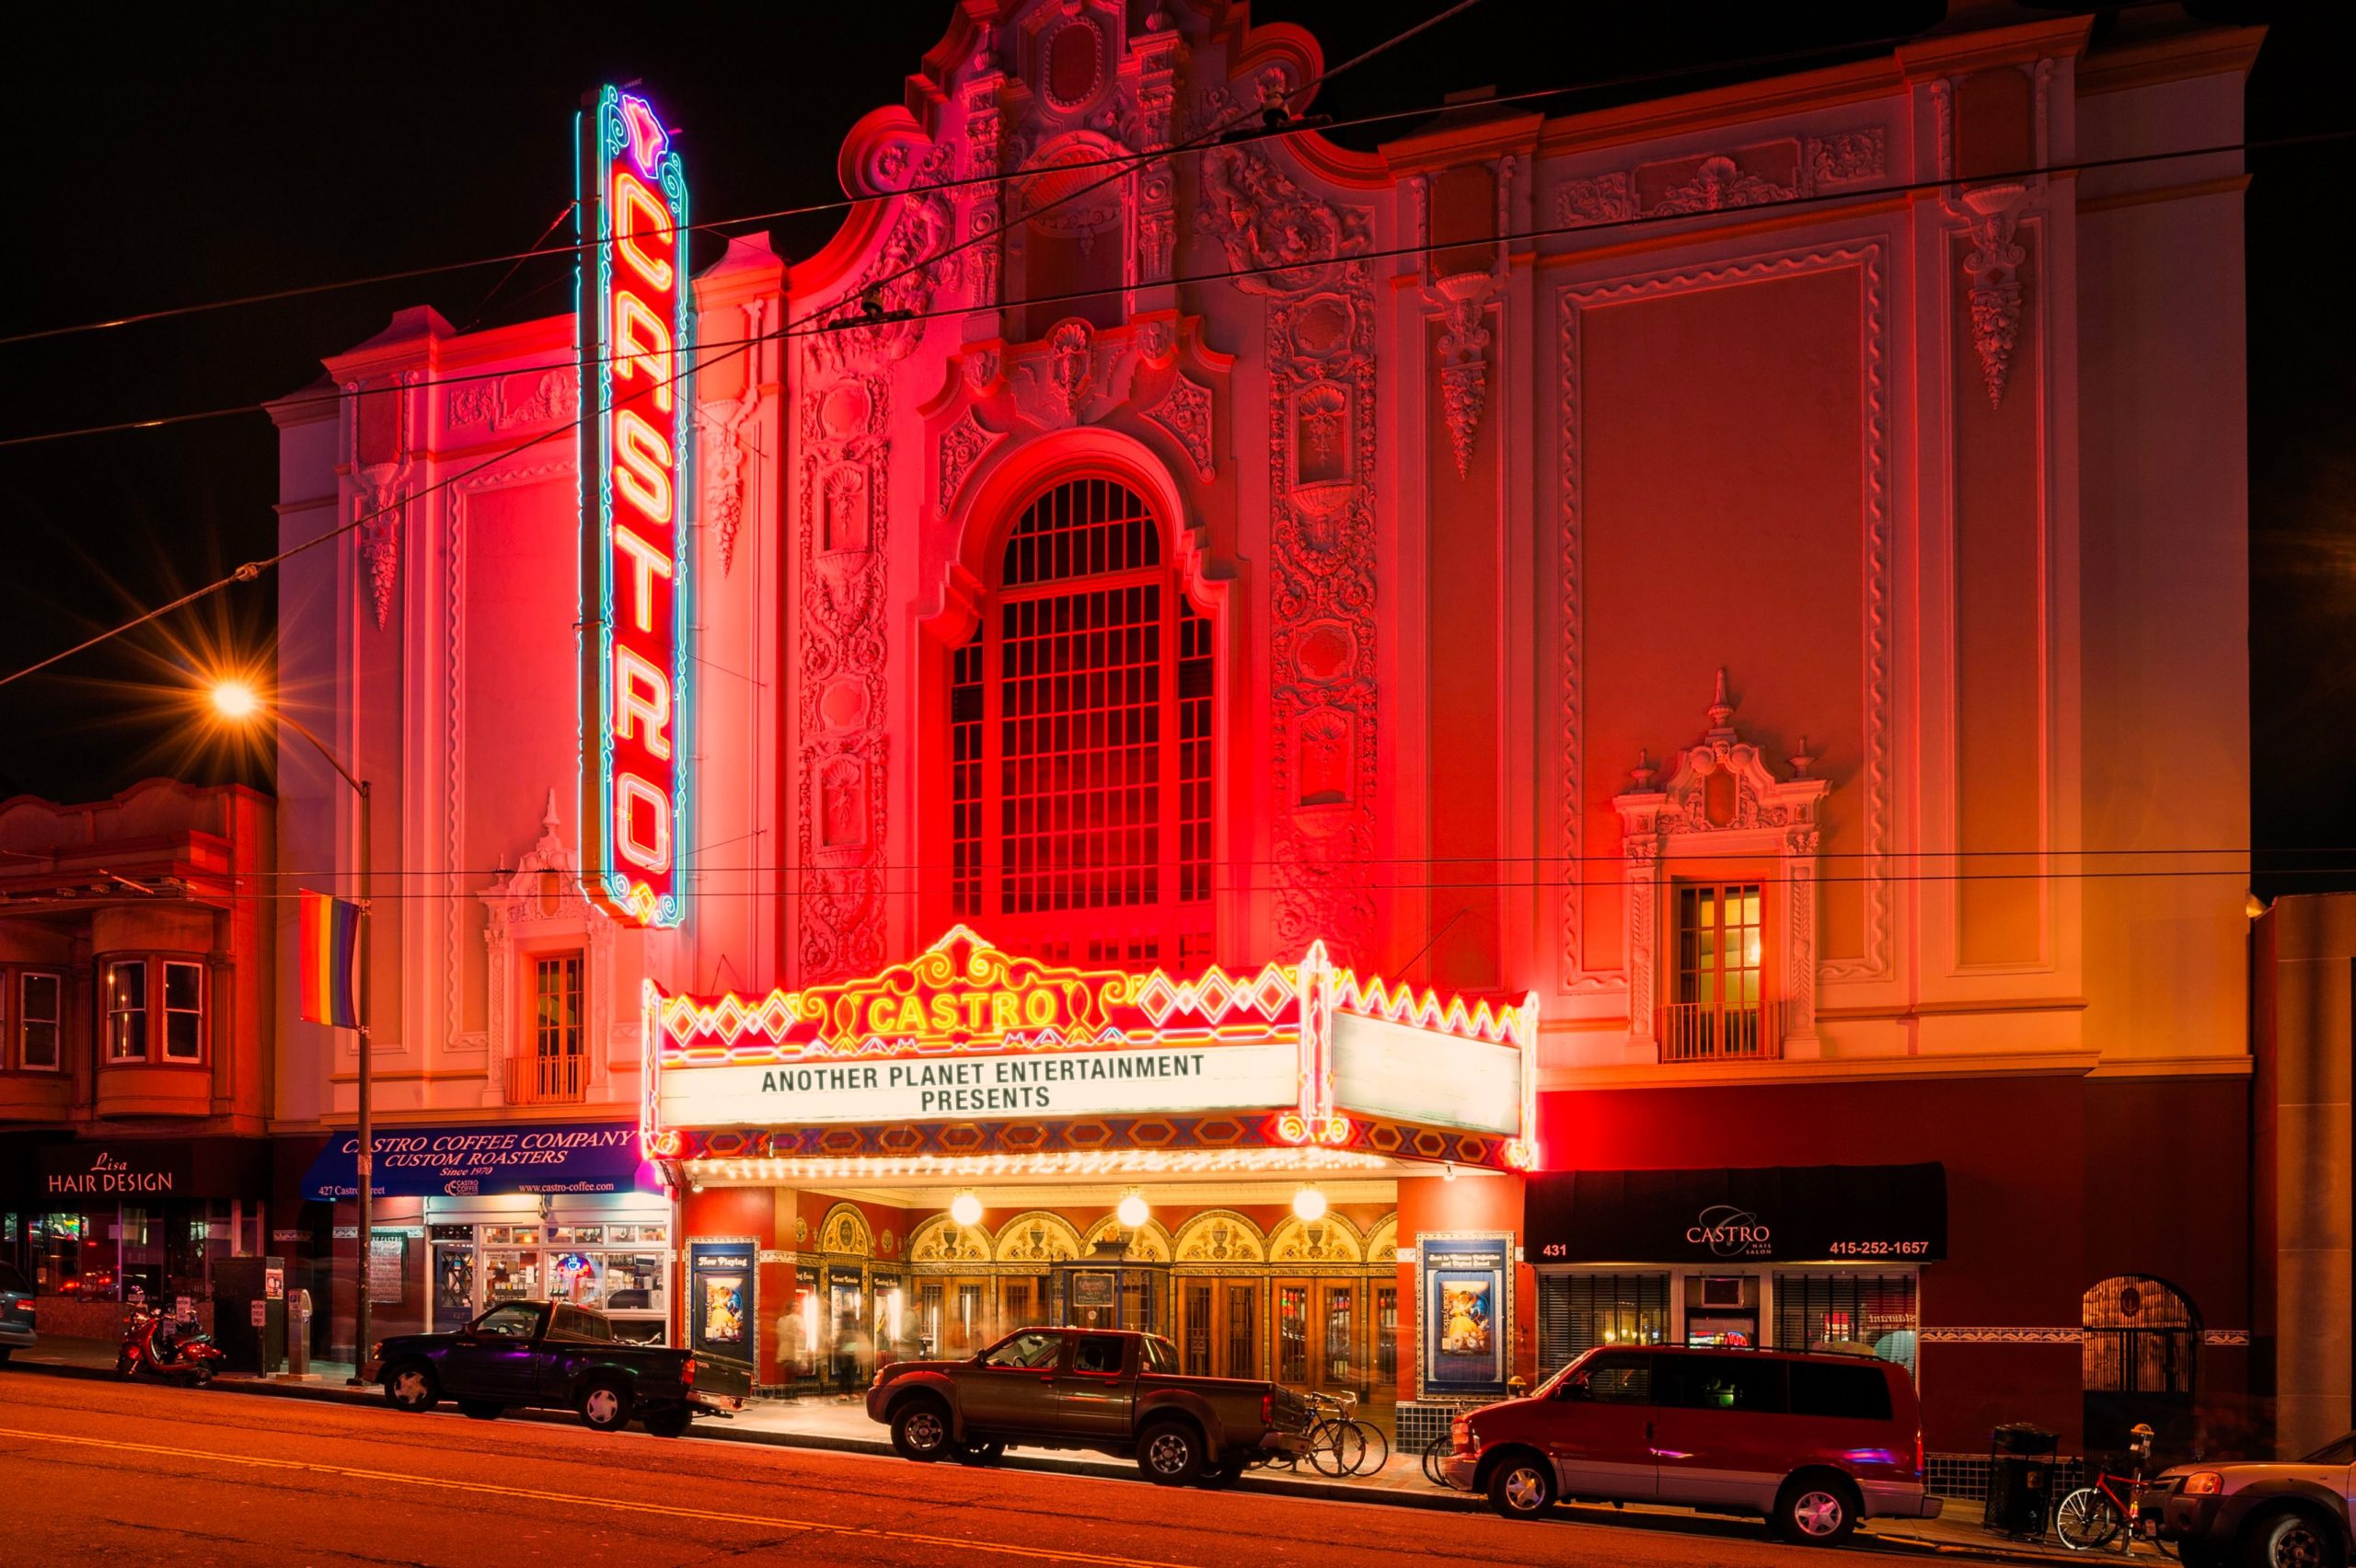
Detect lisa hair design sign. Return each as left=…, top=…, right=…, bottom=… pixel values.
left=578, top=85, right=693, bottom=928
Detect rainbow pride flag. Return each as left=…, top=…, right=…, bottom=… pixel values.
left=299, top=890, right=363, bottom=1029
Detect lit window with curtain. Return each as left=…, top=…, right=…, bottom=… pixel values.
left=1663, top=882, right=1767, bottom=1061
left=105, top=961, right=147, bottom=1062
left=950, top=478, right=1213, bottom=971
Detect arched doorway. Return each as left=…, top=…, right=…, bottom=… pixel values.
left=2083, top=1274, right=2199, bottom=1456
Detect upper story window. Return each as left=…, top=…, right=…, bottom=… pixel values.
left=1664, top=882, right=1766, bottom=1062
left=18, top=971, right=63, bottom=1071
left=106, top=960, right=148, bottom=1062
left=99, top=957, right=207, bottom=1066
left=950, top=478, right=1213, bottom=972
left=162, top=962, right=204, bottom=1062
left=510, top=951, right=588, bottom=1105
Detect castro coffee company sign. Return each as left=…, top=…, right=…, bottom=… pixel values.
left=41, top=1144, right=192, bottom=1196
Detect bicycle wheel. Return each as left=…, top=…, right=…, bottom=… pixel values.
left=1309, top=1419, right=1366, bottom=1477
left=2055, top=1487, right=2123, bottom=1551
left=1347, top=1420, right=1389, bottom=1476
left=1421, top=1432, right=1451, bottom=1486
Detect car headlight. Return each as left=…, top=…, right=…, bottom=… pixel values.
left=368, top=1341, right=384, bottom=1363
left=2182, top=1473, right=2223, bottom=1495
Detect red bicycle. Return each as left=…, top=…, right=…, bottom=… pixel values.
left=2056, top=1430, right=2177, bottom=1557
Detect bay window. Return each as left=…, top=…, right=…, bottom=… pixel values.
left=105, top=961, right=147, bottom=1062
left=17, top=971, right=62, bottom=1070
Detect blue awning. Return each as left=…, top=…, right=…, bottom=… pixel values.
left=301, top=1122, right=660, bottom=1202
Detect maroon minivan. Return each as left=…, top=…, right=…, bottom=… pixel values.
left=1441, top=1344, right=1942, bottom=1546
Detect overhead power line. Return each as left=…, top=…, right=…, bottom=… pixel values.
left=0, top=126, right=2326, bottom=455
left=0, top=9, right=1981, bottom=353
left=0, top=37, right=2322, bottom=692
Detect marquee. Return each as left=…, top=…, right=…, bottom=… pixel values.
left=641, top=927, right=1541, bottom=1174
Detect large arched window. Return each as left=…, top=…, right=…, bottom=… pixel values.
left=951, top=478, right=1212, bottom=970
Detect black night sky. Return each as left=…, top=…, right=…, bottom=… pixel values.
left=0, top=2, right=2345, bottom=896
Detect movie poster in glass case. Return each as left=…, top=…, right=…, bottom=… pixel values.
left=1418, top=1233, right=1512, bottom=1397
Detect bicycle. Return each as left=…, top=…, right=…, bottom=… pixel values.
left=2055, top=1449, right=2177, bottom=1557
left=1298, top=1390, right=1390, bottom=1478
left=1421, top=1430, right=1453, bottom=1486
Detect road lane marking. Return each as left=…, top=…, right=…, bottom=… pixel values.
left=0, top=1425, right=1184, bottom=1567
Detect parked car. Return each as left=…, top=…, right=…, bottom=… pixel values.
left=1441, top=1343, right=1941, bottom=1546
left=2140, top=1433, right=2354, bottom=1568
left=865, top=1325, right=1311, bottom=1485
left=0, top=1261, right=35, bottom=1363
left=365, top=1300, right=745, bottom=1437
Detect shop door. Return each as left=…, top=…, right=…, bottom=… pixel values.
left=431, top=1242, right=475, bottom=1332
left=1181, top=1281, right=1215, bottom=1375
left=1224, top=1283, right=1259, bottom=1379
left=940, top=1276, right=990, bottom=1357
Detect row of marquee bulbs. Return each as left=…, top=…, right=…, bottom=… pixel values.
left=942, top=1186, right=1329, bottom=1229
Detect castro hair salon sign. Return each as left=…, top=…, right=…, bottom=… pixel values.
left=578, top=85, right=693, bottom=928
left=1525, top=1164, right=1949, bottom=1265
left=41, top=1144, right=193, bottom=1196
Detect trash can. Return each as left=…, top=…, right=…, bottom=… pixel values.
left=285, top=1289, right=311, bottom=1378
left=1983, top=1423, right=2058, bottom=1538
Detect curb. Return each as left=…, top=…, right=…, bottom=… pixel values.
left=6, top=1355, right=2059, bottom=1554
left=2, top=1354, right=1474, bottom=1512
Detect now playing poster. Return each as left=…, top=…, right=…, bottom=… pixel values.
left=1419, top=1234, right=1511, bottom=1398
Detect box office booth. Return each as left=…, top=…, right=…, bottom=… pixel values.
left=653, top=927, right=1540, bottom=1408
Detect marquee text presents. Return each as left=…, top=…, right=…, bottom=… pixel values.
left=578, top=86, right=692, bottom=928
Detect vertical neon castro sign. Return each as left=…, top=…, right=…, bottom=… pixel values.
left=579, top=86, right=691, bottom=927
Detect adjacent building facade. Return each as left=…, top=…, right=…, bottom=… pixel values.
left=0, top=780, right=277, bottom=1337
left=269, top=1, right=2262, bottom=1463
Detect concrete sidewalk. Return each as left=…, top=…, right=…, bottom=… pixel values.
left=2, top=1337, right=2096, bottom=1562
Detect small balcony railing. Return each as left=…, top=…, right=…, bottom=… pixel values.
left=505, top=1050, right=588, bottom=1105
left=1657, top=1002, right=1778, bottom=1064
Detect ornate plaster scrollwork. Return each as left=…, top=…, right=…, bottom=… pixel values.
left=1958, top=182, right=2027, bottom=409
left=698, top=298, right=768, bottom=577
left=350, top=373, right=415, bottom=633
left=1200, top=144, right=1379, bottom=961
left=1613, top=672, right=1831, bottom=1051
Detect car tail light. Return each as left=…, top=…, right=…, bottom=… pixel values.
left=1262, top=1391, right=1272, bottom=1425
left=2183, top=1472, right=2223, bottom=1495
left=1452, top=1414, right=1472, bottom=1451
left=682, top=1356, right=696, bottom=1386
left=1914, top=1430, right=1925, bottom=1477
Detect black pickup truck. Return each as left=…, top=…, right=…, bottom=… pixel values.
left=367, top=1300, right=745, bottom=1437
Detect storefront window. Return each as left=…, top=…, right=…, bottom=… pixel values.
left=1277, top=1284, right=1308, bottom=1382
left=1774, top=1272, right=1919, bottom=1374
left=1539, top=1272, right=1671, bottom=1375
left=19, top=972, right=63, bottom=1070
left=162, top=962, right=204, bottom=1062
left=105, top=961, right=147, bottom=1061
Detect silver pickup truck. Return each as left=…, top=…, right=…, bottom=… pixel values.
left=2142, top=1433, right=2355, bottom=1568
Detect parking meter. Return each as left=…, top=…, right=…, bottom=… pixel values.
left=286, top=1288, right=312, bottom=1377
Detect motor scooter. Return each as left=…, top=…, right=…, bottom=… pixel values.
left=117, top=1301, right=225, bottom=1385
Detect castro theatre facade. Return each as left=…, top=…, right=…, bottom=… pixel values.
left=653, top=928, right=1536, bottom=1439
left=271, top=3, right=2263, bottom=1468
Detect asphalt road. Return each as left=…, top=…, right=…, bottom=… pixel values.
left=0, top=1370, right=1946, bottom=1567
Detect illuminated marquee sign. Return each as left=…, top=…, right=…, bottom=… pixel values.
left=644, top=928, right=1543, bottom=1166
left=578, top=85, right=692, bottom=927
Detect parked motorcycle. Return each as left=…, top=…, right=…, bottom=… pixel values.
left=117, top=1302, right=225, bottom=1385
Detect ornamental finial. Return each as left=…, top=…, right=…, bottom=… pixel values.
left=1706, top=667, right=1735, bottom=732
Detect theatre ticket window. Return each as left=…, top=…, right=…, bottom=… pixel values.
left=949, top=478, right=1214, bottom=972
left=18, top=972, right=62, bottom=1070
left=1774, top=1272, right=1919, bottom=1375
left=105, top=961, right=147, bottom=1062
